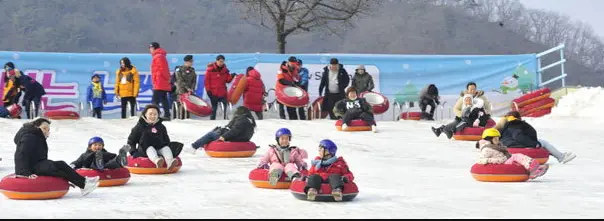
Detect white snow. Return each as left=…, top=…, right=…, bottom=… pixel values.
left=549, top=87, right=604, bottom=120
left=0, top=88, right=603, bottom=218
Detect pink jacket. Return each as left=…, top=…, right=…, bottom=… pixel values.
left=476, top=140, right=511, bottom=164
left=258, top=146, right=308, bottom=169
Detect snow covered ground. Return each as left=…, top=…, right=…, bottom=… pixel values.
left=0, top=88, right=603, bottom=219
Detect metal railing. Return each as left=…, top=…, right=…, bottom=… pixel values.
left=536, top=44, right=567, bottom=88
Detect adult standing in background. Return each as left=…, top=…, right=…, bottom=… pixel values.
left=351, top=65, right=375, bottom=94
left=296, top=59, right=310, bottom=120
left=276, top=56, right=300, bottom=120
left=174, top=55, right=197, bottom=119
left=149, top=42, right=172, bottom=120
left=115, top=57, right=140, bottom=119
left=13, top=65, right=46, bottom=119
left=204, top=55, right=235, bottom=120
left=319, top=58, right=350, bottom=120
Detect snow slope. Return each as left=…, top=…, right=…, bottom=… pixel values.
left=0, top=107, right=602, bottom=218
left=549, top=87, right=604, bottom=120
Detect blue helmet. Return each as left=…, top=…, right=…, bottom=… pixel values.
left=319, top=139, right=337, bottom=156
left=88, top=136, right=104, bottom=146
left=275, top=128, right=292, bottom=143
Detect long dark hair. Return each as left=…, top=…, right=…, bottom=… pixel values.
left=427, top=84, right=439, bottom=96
left=120, top=57, right=133, bottom=70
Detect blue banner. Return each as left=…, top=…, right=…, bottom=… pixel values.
left=0, top=51, right=537, bottom=119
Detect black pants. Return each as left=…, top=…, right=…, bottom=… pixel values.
left=120, top=97, right=137, bottom=118
left=324, top=92, right=345, bottom=120
left=443, top=117, right=466, bottom=134
left=420, top=99, right=436, bottom=117
left=78, top=152, right=122, bottom=170
left=92, top=107, right=102, bottom=119
left=297, top=107, right=306, bottom=120
left=151, top=90, right=171, bottom=118
left=23, top=95, right=42, bottom=119
left=342, top=111, right=375, bottom=126
left=33, top=160, right=86, bottom=189
left=208, top=94, right=227, bottom=120
left=254, top=111, right=263, bottom=120
left=278, top=101, right=298, bottom=120
left=305, top=174, right=344, bottom=193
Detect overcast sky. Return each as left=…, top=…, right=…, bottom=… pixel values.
left=520, top=0, right=604, bottom=38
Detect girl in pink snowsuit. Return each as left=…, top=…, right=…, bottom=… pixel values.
left=476, top=128, right=549, bottom=179
left=257, top=128, right=308, bottom=186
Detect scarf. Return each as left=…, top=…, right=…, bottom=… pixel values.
left=311, top=155, right=338, bottom=170
left=92, top=82, right=103, bottom=98
left=275, top=146, right=291, bottom=163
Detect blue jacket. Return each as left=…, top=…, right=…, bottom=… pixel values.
left=299, top=67, right=310, bottom=89
left=18, top=75, right=46, bottom=100
left=0, top=106, right=9, bottom=118
left=87, top=83, right=107, bottom=108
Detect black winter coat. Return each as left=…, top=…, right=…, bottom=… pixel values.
left=13, top=123, right=48, bottom=176
left=218, top=112, right=256, bottom=142
left=71, top=149, right=117, bottom=169
left=127, top=117, right=171, bottom=157
left=319, top=64, right=350, bottom=96
left=342, top=98, right=373, bottom=114
left=500, top=120, right=540, bottom=148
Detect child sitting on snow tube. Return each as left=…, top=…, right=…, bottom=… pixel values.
left=476, top=128, right=549, bottom=179
left=335, top=87, right=377, bottom=132
left=185, top=106, right=257, bottom=154
left=70, top=137, right=130, bottom=170
left=257, top=128, right=308, bottom=186
left=127, top=104, right=179, bottom=170
left=432, top=94, right=489, bottom=139
left=495, top=111, right=576, bottom=164
left=302, top=139, right=355, bottom=202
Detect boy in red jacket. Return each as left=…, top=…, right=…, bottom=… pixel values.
left=205, top=55, right=236, bottom=120
left=304, top=139, right=354, bottom=202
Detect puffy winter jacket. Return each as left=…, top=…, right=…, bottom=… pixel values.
left=151, top=48, right=172, bottom=91
left=204, top=62, right=234, bottom=97
left=351, top=72, right=375, bottom=93
left=115, top=66, right=140, bottom=98
left=275, top=62, right=300, bottom=92
left=308, top=156, right=355, bottom=182
left=243, top=69, right=265, bottom=112
left=500, top=119, right=541, bottom=148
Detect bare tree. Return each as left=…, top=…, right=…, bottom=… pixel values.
left=235, top=0, right=379, bottom=53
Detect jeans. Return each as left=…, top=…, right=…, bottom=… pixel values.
left=23, top=95, right=42, bottom=119
left=151, top=90, right=171, bottom=118
left=120, top=97, right=137, bottom=118
left=191, top=131, right=220, bottom=149
left=538, top=139, right=564, bottom=161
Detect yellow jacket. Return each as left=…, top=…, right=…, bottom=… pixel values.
left=453, top=90, right=491, bottom=117
left=115, top=66, right=140, bottom=98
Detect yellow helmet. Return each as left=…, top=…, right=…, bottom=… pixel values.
left=482, top=128, right=501, bottom=139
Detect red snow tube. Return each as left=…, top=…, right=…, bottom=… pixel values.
left=470, top=164, right=529, bottom=182
left=359, top=92, right=390, bottom=115
left=0, top=174, right=70, bottom=200
left=335, top=119, right=372, bottom=132
left=227, top=74, right=247, bottom=104
left=248, top=168, right=309, bottom=189
left=204, top=141, right=257, bottom=158
left=516, top=98, right=555, bottom=115
left=400, top=112, right=422, bottom=121
left=512, top=88, right=551, bottom=108
left=125, top=156, right=182, bottom=175
left=180, top=93, right=212, bottom=117
left=6, top=104, right=22, bottom=118
left=525, top=108, right=551, bottom=118
left=507, top=147, right=550, bottom=164
left=276, top=86, right=309, bottom=108
left=309, top=96, right=328, bottom=119
left=290, top=179, right=359, bottom=202
left=44, top=110, right=80, bottom=120
left=76, top=168, right=131, bottom=187
left=453, top=119, right=496, bottom=141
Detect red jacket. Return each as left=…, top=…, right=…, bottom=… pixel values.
left=204, top=62, right=233, bottom=97
left=150, top=48, right=171, bottom=91
left=308, top=156, right=354, bottom=182
left=275, top=63, right=299, bottom=92
left=243, top=69, right=265, bottom=112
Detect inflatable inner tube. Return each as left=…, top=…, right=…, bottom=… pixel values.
left=0, top=174, right=70, bottom=200
left=309, top=96, right=328, bottom=119
left=204, top=141, right=257, bottom=158
left=525, top=108, right=551, bottom=118
left=248, top=168, right=309, bottom=189
left=276, top=86, right=309, bottom=108
left=44, top=110, right=80, bottom=120
left=76, top=168, right=131, bottom=187
left=400, top=112, right=422, bottom=121
left=6, top=104, right=22, bottom=118
left=335, top=119, right=372, bottom=132
left=360, top=92, right=390, bottom=115
left=126, top=156, right=182, bottom=174
left=512, top=88, right=551, bottom=108
left=181, top=94, right=212, bottom=117
left=289, top=179, right=359, bottom=202
left=470, top=164, right=529, bottom=182
left=453, top=119, right=496, bottom=141
left=228, top=74, right=247, bottom=104
left=518, top=98, right=555, bottom=116
left=507, top=147, right=549, bottom=164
